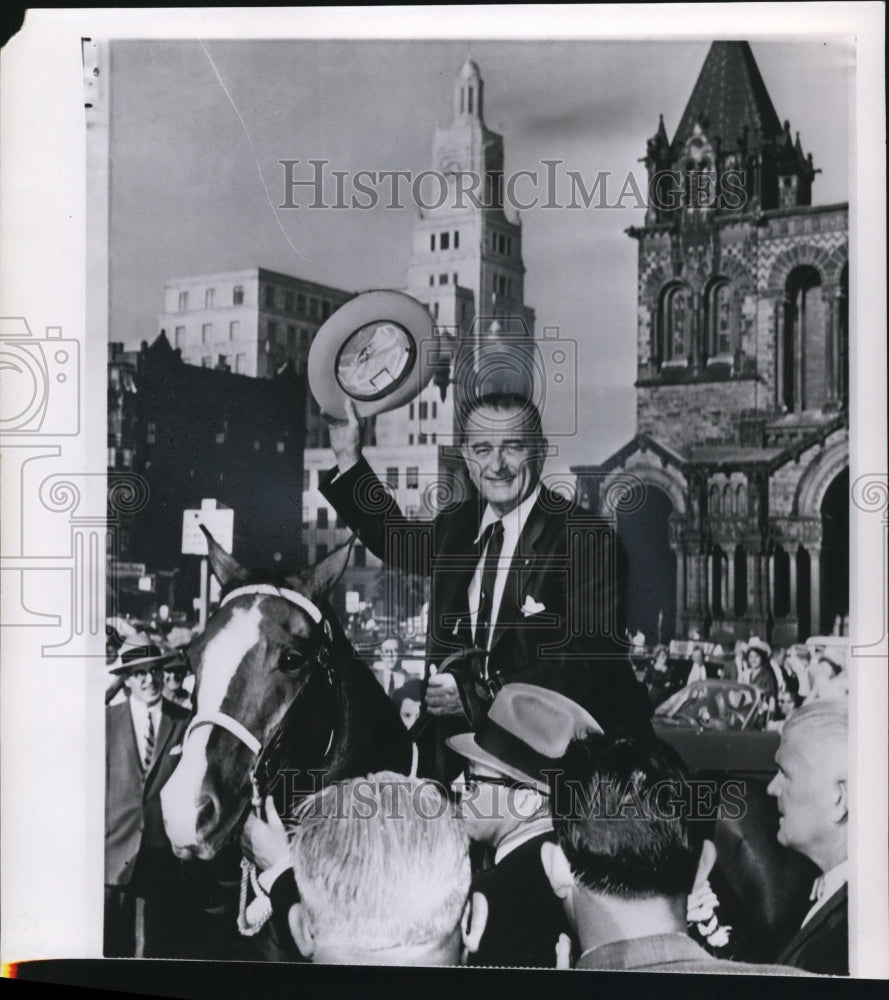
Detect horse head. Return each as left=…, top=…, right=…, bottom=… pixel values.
left=161, top=529, right=358, bottom=860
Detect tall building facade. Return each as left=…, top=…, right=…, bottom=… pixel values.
left=574, top=42, right=849, bottom=647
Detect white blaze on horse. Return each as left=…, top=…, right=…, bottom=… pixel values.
left=161, top=530, right=419, bottom=862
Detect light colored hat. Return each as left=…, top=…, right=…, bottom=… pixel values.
left=307, top=290, right=437, bottom=421
left=746, top=636, right=772, bottom=660
left=109, top=632, right=182, bottom=674
left=447, top=683, right=602, bottom=795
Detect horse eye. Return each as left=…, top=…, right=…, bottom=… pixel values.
left=279, top=648, right=304, bottom=674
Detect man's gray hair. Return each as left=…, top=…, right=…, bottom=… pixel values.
left=782, top=699, right=849, bottom=772
left=289, top=772, right=470, bottom=952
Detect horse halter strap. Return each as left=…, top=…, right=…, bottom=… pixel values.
left=185, top=583, right=333, bottom=811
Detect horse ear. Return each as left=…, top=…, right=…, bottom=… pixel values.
left=296, top=534, right=357, bottom=601
left=201, top=524, right=248, bottom=587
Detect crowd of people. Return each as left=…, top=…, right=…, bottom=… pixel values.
left=640, top=634, right=850, bottom=727
left=104, top=390, right=850, bottom=973
left=235, top=678, right=847, bottom=974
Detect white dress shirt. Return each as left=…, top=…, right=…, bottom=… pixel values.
left=468, top=484, right=541, bottom=648
left=801, top=860, right=848, bottom=927
left=129, top=696, right=162, bottom=769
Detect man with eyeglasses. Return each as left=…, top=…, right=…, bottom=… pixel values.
left=323, top=392, right=652, bottom=777
left=446, top=681, right=601, bottom=967
left=105, top=634, right=192, bottom=957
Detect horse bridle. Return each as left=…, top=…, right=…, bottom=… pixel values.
left=183, top=583, right=337, bottom=814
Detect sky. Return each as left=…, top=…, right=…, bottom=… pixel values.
left=108, top=37, right=852, bottom=468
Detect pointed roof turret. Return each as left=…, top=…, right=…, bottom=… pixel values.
left=672, top=41, right=782, bottom=151
left=453, top=58, right=484, bottom=123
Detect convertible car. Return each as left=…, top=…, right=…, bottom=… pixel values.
left=653, top=679, right=781, bottom=778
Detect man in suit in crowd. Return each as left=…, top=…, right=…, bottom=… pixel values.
left=105, top=634, right=192, bottom=957
left=447, top=681, right=599, bottom=968
left=321, top=392, right=651, bottom=775
left=767, top=700, right=849, bottom=975
left=541, top=733, right=808, bottom=974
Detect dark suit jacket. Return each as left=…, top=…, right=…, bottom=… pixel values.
left=776, top=883, right=848, bottom=976
left=105, top=697, right=190, bottom=886
left=320, top=458, right=652, bottom=739
left=468, top=831, right=576, bottom=969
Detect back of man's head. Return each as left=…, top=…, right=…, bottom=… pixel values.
left=780, top=698, right=849, bottom=786
left=550, top=734, right=697, bottom=900
left=289, top=772, right=471, bottom=962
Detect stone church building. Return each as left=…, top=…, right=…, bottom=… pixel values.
left=574, top=42, right=849, bottom=647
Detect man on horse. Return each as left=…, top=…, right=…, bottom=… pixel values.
left=321, top=391, right=652, bottom=777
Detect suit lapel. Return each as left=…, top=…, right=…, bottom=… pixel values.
left=779, top=883, right=847, bottom=962
left=144, top=703, right=177, bottom=790
left=489, top=493, right=551, bottom=652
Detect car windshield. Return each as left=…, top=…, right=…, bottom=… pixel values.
left=655, top=681, right=759, bottom=731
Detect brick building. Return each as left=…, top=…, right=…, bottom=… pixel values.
left=574, top=42, right=849, bottom=647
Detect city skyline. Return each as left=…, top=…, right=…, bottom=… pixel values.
left=109, top=38, right=851, bottom=469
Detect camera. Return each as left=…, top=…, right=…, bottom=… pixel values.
left=0, top=318, right=80, bottom=436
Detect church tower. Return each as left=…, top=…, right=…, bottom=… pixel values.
left=575, top=42, right=849, bottom=648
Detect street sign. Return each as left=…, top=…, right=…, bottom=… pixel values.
left=182, top=498, right=234, bottom=555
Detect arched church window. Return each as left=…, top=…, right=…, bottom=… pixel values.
left=709, top=484, right=721, bottom=515
left=709, top=280, right=733, bottom=357
left=781, top=265, right=824, bottom=413
left=659, top=284, right=690, bottom=364
left=723, top=483, right=734, bottom=515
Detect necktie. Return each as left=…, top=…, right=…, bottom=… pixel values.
left=474, top=519, right=504, bottom=658
left=143, top=708, right=155, bottom=772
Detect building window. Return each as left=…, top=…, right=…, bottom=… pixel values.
left=658, top=284, right=690, bottom=364
left=454, top=231, right=460, bottom=248
left=335, top=513, right=346, bottom=528
left=284, top=290, right=294, bottom=312
left=440, top=232, right=450, bottom=250
left=316, top=543, right=328, bottom=561
left=353, top=544, right=366, bottom=568
left=317, top=508, right=328, bottom=529
left=408, top=433, right=414, bottom=445
left=439, top=274, right=448, bottom=285
left=432, top=302, right=439, bottom=319
left=205, top=288, right=215, bottom=308
left=201, top=323, right=212, bottom=344
left=430, top=233, right=436, bottom=252
left=235, top=354, right=246, bottom=373
left=429, top=275, right=434, bottom=286
left=178, top=291, right=189, bottom=312
left=174, top=326, right=185, bottom=348
left=264, top=285, right=275, bottom=308
left=302, top=506, right=310, bottom=529
left=229, top=320, right=239, bottom=341
left=418, top=433, right=427, bottom=445
left=406, top=467, right=419, bottom=489
left=322, top=300, right=331, bottom=319
left=296, top=293, right=306, bottom=313
left=276, top=441, right=285, bottom=453
left=233, top=285, right=244, bottom=305
left=409, top=403, right=414, bottom=419
left=146, top=421, right=156, bottom=445
left=386, top=467, right=399, bottom=489
left=303, top=469, right=311, bottom=491
left=419, top=401, right=428, bottom=420
left=709, top=280, right=733, bottom=357
left=267, top=321, right=278, bottom=345
left=432, top=401, right=438, bottom=418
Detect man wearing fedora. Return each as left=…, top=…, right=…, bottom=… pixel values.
left=446, top=680, right=600, bottom=968
left=322, top=391, right=651, bottom=776
left=105, top=634, right=192, bottom=957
